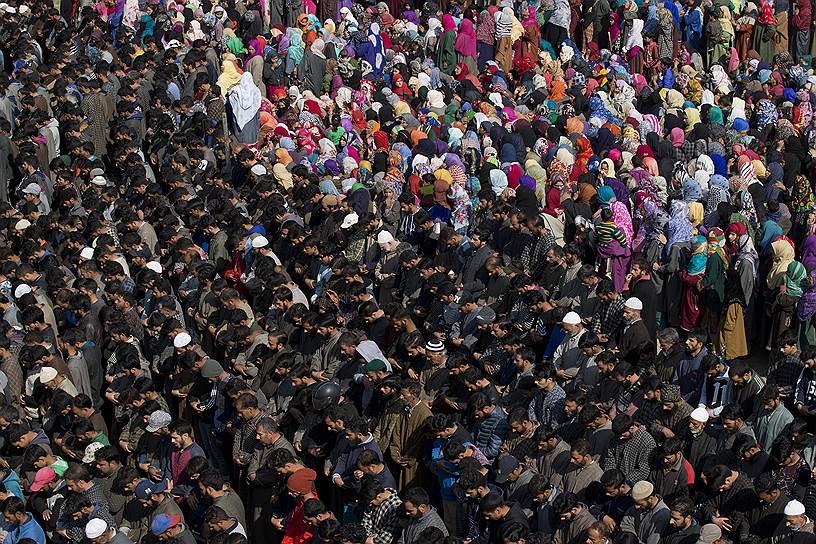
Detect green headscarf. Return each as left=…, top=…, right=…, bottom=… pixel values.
left=708, top=106, right=724, bottom=125
left=786, top=261, right=808, bottom=297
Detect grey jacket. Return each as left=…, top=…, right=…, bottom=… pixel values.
left=397, top=507, right=449, bottom=544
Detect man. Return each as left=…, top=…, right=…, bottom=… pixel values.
left=602, top=415, right=656, bottom=485
left=728, top=361, right=765, bottom=419
left=683, top=407, right=717, bottom=471
left=620, top=481, right=671, bottom=544
left=749, top=474, right=790, bottom=543
left=716, top=403, right=756, bottom=451
left=674, top=329, right=708, bottom=401
left=553, top=312, right=586, bottom=382
left=654, top=328, right=685, bottom=383
left=148, top=513, right=196, bottom=544
left=470, top=392, right=509, bottom=462
left=84, top=517, right=132, bottom=544
left=479, top=493, right=529, bottom=544
left=392, top=379, right=433, bottom=490
left=561, top=439, right=603, bottom=499
left=93, top=447, right=128, bottom=523
left=359, top=480, right=402, bottom=544
left=552, top=492, right=595, bottom=544
left=616, top=297, right=652, bottom=364
left=493, top=455, right=534, bottom=514
left=199, top=470, right=246, bottom=531
left=1, top=496, right=45, bottom=544
left=772, top=500, right=814, bottom=543
left=626, top=259, right=657, bottom=341
left=649, top=384, right=693, bottom=440
left=701, top=465, right=759, bottom=541
left=648, top=438, right=694, bottom=498
left=664, top=496, right=700, bottom=544
left=794, top=347, right=816, bottom=423
left=527, top=365, right=566, bottom=432
left=698, top=354, right=732, bottom=417
left=398, top=487, right=448, bottom=544
left=168, top=420, right=205, bottom=495
left=755, top=386, right=794, bottom=452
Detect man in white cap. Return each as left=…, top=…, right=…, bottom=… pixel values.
left=686, top=407, right=717, bottom=469
left=552, top=311, right=586, bottom=382
left=617, top=297, right=651, bottom=364
left=373, top=229, right=404, bottom=305
left=778, top=499, right=814, bottom=539
left=85, top=517, right=130, bottom=543
left=39, top=366, right=79, bottom=397
left=620, top=480, right=671, bottom=544
left=250, top=235, right=282, bottom=266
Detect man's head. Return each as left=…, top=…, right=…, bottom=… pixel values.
left=569, top=439, right=593, bottom=468
left=669, top=496, right=695, bottom=531
left=402, top=487, right=431, bottom=518
left=169, top=420, right=195, bottom=451
left=784, top=500, right=809, bottom=531
left=631, top=480, right=657, bottom=510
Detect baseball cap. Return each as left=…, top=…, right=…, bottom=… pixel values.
left=151, top=513, right=182, bottom=536
left=30, top=467, right=56, bottom=492
left=145, top=410, right=172, bottom=433
left=85, top=518, right=109, bottom=540
left=22, top=183, right=41, bottom=196
left=494, top=455, right=520, bottom=484
left=135, top=479, right=168, bottom=499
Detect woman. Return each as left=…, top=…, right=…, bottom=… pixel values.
left=455, top=16, right=478, bottom=75
left=766, top=239, right=796, bottom=348
left=595, top=186, right=632, bottom=291
left=770, top=260, right=807, bottom=350
left=476, top=9, right=495, bottom=70
left=495, top=7, right=515, bottom=73
left=708, top=6, right=734, bottom=67
left=228, top=72, right=262, bottom=144
left=702, top=227, right=729, bottom=340
left=678, top=235, right=707, bottom=331
left=297, top=38, right=327, bottom=95
left=436, top=15, right=458, bottom=75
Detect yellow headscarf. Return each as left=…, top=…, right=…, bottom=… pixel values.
left=217, top=59, right=243, bottom=97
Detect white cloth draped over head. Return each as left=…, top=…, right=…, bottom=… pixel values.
left=229, top=73, right=262, bottom=131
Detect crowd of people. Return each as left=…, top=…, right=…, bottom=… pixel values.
left=4, top=0, right=816, bottom=543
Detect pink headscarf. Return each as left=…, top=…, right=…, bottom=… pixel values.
left=669, top=127, right=685, bottom=148
left=455, top=18, right=477, bottom=57
left=442, top=14, right=457, bottom=32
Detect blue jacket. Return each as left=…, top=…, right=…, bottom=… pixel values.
left=471, top=407, right=509, bottom=461
left=3, top=514, right=45, bottom=544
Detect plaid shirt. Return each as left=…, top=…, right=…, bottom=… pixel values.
left=591, top=296, right=626, bottom=336
left=361, top=490, right=402, bottom=544
left=766, top=351, right=804, bottom=398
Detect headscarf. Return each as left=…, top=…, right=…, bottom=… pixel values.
left=455, top=18, right=477, bottom=57
left=687, top=235, right=709, bottom=275
left=768, top=239, right=796, bottom=289
left=666, top=200, right=694, bottom=256
left=785, top=261, right=808, bottom=297
left=229, top=73, right=262, bottom=131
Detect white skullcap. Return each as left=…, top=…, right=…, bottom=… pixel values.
left=145, top=261, right=163, bottom=274
left=13, top=284, right=31, bottom=299
left=85, top=518, right=108, bottom=539
left=785, top=500, right=806, bottom=516
left=624, top=297, right=643, bottom=310
left=562, top=312, right=581, bottom=325
left=90, top=175, right=108, bottom=187
left=39, top=367, right=58, bottom=382
left=376, top=231, right=394, bottom=244
left=14, top=219, right=31, bottom=230
left=252, top=236, right=269, bottom=249
left=690, top=407, right=709, bottom=423
left=80, top=247, right=95, bottom=260
left=173, top=332, right=191, bottom=349
left=250, top=164, right=267, bottom=176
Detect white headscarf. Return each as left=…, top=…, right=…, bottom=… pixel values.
left=229, top=73, right=262, bottom=131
